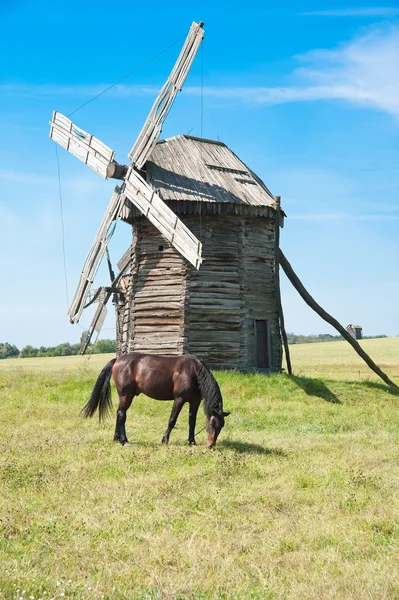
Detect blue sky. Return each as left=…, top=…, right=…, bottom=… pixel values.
left=1, top=0, right=398, bottom=347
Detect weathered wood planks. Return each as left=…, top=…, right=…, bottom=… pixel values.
left=49, top=112, right=115, bottom=179
left=123, top=167, right=202, bottom=269
left=128, top=21, right=204, bottom=170
left=119, top=212, right=282, bottom=371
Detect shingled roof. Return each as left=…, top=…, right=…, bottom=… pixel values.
left=146, top=135, right=276, bottom=209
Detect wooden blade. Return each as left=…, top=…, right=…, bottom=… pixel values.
left=93, top=303, right=108, bottom=333
left=123, top=167, right=202, bottom=269
left=128, top=21, right=204, bottom=169
left=117, top=245, right=132, bottom=272
left=49, top=111, right=115, bottom=179
left=80, top=297, right=111, bottom=354
left=68, top=188, right=125, bottom=324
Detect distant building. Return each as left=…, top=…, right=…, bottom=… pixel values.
left=346, top=324, right=363, bottom=340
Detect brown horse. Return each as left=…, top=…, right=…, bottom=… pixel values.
left=82, top=353, right=229, bottom=448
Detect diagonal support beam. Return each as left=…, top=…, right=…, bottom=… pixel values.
left=279, top=250, right=398, bottom=389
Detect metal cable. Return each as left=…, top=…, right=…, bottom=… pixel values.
left=68, top=33, right=187, bottom=118
left=55, top=144, right=69, bottom=308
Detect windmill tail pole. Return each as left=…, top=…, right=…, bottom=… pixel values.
left=274, top=196, right=292, bottom=375
left=279, top=250, right=398, bottom=390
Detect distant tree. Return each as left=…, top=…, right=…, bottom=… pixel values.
left=0, top=342, right=20, bottom=359
left=287, top=332, right=389, bottom=344
left=19, top=345, right=38, bottom=358
left=71, top=343, right=81, bottom=354
left=92, top=339, right=116, bottom=354
left=287, top=333, right=342, bottom=345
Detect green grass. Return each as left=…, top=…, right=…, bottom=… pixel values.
left=1, top=340, right=399, bottom=599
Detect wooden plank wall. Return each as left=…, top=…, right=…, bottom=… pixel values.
left=240, top=217, right=282, bottom=371
left=127, top=220, right=187, bottom=355
left=184, top=215, right=281, bottom=370
left=122, top=214, right=282, bottom=370
left=184, top=216, right=242, bottom=368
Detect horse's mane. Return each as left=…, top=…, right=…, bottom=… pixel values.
left=194, top=357, right=223, bottom=417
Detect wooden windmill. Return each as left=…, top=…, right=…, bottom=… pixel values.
left=50, top=19, right=397, bottom=386
left=50, top=21, right=205, bottom=350
left=50, top=20, right=287, bottom=370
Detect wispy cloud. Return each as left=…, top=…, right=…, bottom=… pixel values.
left=290, top=26, right=399, bottom=119
left=198, top=26, right=399, bottom=121
left=0, top=83, right=158, bottom=99
left=303, top=7, right=399, bottom=17
left=2, top=26, right=399, bottom=120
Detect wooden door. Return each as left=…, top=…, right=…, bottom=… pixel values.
left=255, top=320, right=269, bottom=368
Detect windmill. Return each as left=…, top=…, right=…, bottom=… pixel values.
left=50, top=21, right=205, bottom=349
left=49, top=20, right=398, bottom=389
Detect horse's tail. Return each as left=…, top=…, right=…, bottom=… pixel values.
left=81, top=358, right=117, bottom=421
left=194, top=357, right=222, bottom=417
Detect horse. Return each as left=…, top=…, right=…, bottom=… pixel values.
left=82, top=353, right=230, bottom=448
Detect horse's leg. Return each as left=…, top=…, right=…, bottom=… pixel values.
left=162, top=397, right=185, bottom=445
left=188, top=399, right=201, bottom=445
left=114, top=393, right=134, bottom=447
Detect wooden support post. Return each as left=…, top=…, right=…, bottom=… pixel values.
left=274, top=196, right=292, bottom=375
left=279, top=250, right=398, bottom=389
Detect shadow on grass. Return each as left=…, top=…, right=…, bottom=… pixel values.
left=292, top=375, right=341, bottom=404
left=348, top=380, right=399, bottom=396
left=220, top=439, right=287, bottom=456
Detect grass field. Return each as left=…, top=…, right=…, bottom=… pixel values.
left=1, top=339, right=398, bottom=599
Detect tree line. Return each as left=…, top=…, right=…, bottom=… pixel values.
left=0, top=333, right=391, bottom=359
left=286, top=333, right=388, bottom=344
left=0, top=338, right=116, bottom=359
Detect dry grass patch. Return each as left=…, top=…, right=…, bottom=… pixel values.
left=0, top=344, right=398, bottom=599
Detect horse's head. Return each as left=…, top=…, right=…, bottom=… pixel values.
left=206, top=410, right=230, bottom=448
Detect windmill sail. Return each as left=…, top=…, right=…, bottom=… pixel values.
left=80, top=251, right=132, bottom=354
left=50, top=111, right=115, bottom=179
left=128, top=21, right=204, bottom=169
left=80, top=299, right=110, bottom=354
left=117, top=245, right=132, bottom=272
left=68, top=188, right=126, bottom=323
left=123, top=167, right=202, bottom=269
left=50, top=20, right=205, bottom=335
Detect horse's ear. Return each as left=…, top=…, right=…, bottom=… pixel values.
left=223, top=411, right=230, bottom=418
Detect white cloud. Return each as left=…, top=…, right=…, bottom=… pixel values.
left=2, top=27, right=398, bottom=120
left=291, top=26, right=399, bottom=119
left=303, top=8, right=399, bottom=17
left=196, top=26, right=399, bottom=120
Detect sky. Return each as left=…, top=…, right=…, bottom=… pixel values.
left=0, top=0, right=398, bottom=348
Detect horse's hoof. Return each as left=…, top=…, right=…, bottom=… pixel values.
left=161, top=436, right=169, bottom=445
left=188, top=441, right=197, bottom=446
left=123, top=442, right=131, bottom=448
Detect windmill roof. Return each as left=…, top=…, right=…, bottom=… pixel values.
left=146, top=135, right=277, bottom=209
